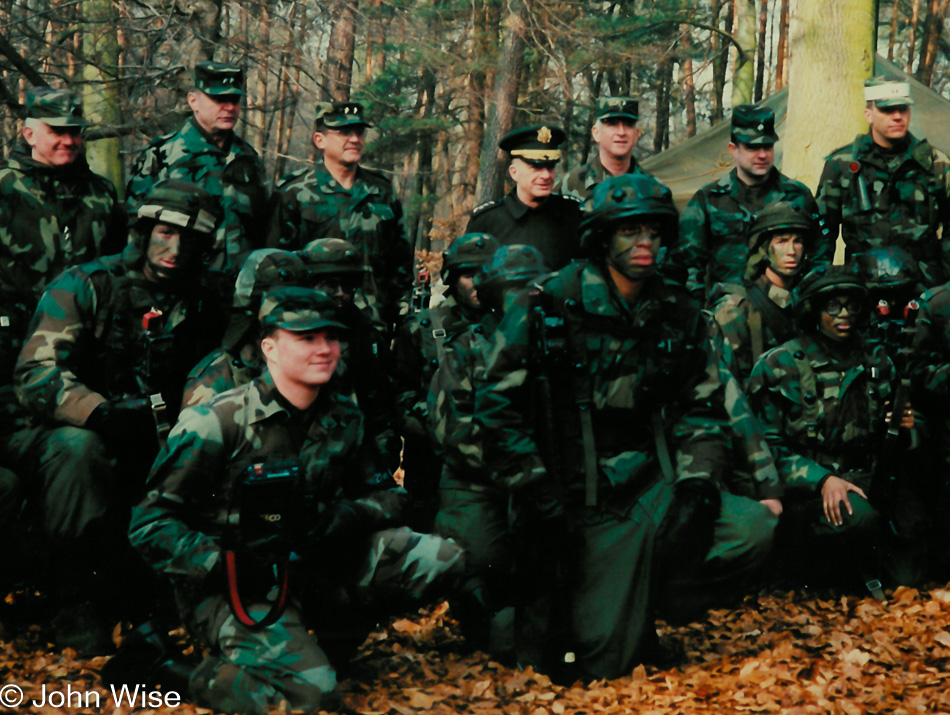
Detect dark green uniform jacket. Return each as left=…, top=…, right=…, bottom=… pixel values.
left=557, top=154, right=646, bottom=200
left=466, top=191, right=582, bottom=271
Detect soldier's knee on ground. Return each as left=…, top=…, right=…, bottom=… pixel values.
left=358, top=527, right=466, bottom=602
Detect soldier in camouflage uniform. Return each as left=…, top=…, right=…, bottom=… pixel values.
left=182, top=248, right=308, bottom=409
left=130, top=288, right=471, bottom=715
left=266, top=102, right=412, bottom=329
left=4, top=181, right=223, bottom=652
left=392, top=232, right=499, bottom=528
left=428, top=244, right=548, bottom=661
left=558, top=97, right=646, bottom=200
left=0, top=88, right=124, bottom=380
left=467, top=125, right=582, bottom=270
left=817, top=77, right=950, bottom=288
left=126, top=62, right=268, bottom=291
left=748, top=267, right=916, bottom=593
left=711, top=201, right=816, bottom=385
left=299, top=237, right=401, bottom=470
left=475, top=173, right=777, bottom=680
left=674, top=105, right=822, bottom=302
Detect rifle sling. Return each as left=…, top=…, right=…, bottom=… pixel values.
left=652, top=411, right=676, bottom=484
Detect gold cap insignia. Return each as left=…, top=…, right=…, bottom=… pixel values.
left=537, top=126, right=552, bottom=144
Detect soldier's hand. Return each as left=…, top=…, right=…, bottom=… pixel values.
left=759, top=498, right=783, bottom=516
left=884, top=400, right=915, bottom=430
left=820, top=475, right=867, bottom=527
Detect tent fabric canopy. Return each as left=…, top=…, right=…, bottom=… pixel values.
left=640, top=55, right=950, bottom=210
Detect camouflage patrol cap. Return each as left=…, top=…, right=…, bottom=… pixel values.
left=314, top=102, right=373, bottom=129
left=475, top=244, right=549, bottom=294
left=597, top=97, right=639, bottom=122
left=580, top=174, right=678, bottom=249
left=499, top=125, right=566, bottom=164
left=25, top=88, right=87, bottom=127
left=259, top=287, right=348, bottom=333
left=731, top=105, right=778, bottom=146
left=194, top=62, right=245, bottom=96
left=233, top=249, right=308, bottom=311
left=864, top=76, right=914, bottom=108
left=136, top=180, right=221, bottom=234
left=792, top=265, right=868, bottom=328
left=855, top=246, right=923, bottom=291
left=299, top=238, right=367, bottom=276
left=442, top=233, right=500, bottom=281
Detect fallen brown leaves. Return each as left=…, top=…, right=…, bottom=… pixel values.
left=4, top=585, right=950, bottom=714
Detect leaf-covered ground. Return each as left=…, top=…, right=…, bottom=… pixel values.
left=3, top=584, right=950, bottom=714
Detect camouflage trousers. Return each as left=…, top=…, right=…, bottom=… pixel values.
left=185, top=527, right=466, bottom=715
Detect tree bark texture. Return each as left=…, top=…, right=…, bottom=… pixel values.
left=326, top=0, right=357, bottom=101
left=681, top=25, right=697, bottom=138
left=754, top=0, right=768, bottom=101
left=733, top=0, right=756, bottom=106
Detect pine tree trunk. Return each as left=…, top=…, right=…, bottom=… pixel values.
left=81, top=0, right=123, bottom=197
left=654, top=55, right=673, bottom=153
left=681, top=25, right=697, bottom=137
left=888, top=0, right=900, bottom=60
left=916, top=0, right=949, bottom=86
left=733, top=0, right=756, bottom=105
left=475, top=0, right=528, bottom=204
left=784, top=0, right=874, bottom=193
left=326, top=0, right=357, bottom=101
left=754, top=0, right=768, bottom=101
left=253, top=2, right=272, bottom=156
left=908, top=0, right=921, bottom=72
left=712, top=0, right=731, bottom=122
left=775, top=0, right=789, bottom=90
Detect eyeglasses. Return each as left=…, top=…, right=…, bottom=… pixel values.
left=823, top=299, right=864, bottom=317
left=876, top=104, right=910, bottom=115
left=325, top=126, right=365, bottom=138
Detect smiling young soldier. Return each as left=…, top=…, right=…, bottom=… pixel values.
left=674, top=105, right=822, bottom=303
left=267, top=102, right=412, bottom=331
left=711, top=202, right=817, bottom=385
left=559, top=97, right=647, bottom=200
left=126, top=62, right=268, bottom=290
left=467, top=124, right=582, bottom=270
left=817, top=76, right=950, bottom=288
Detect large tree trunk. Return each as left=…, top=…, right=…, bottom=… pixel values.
left=775, top=0, right=790, bottom=90
left=474, top=0, right=528, bottom=204
left=274, top=1, right=305, bottom=181
left=784, top=0, right=874, bottom=192
left=888, top=0, right=900, bottom=60
left=754, top=0, right=768, bottom=101
left=326, top=0, right=357, bottom=101
left=916, top=0, right=949, bottom=86
left=81, top=0, right=123, bottom=198
left=733, top=0, right=756, bottom=105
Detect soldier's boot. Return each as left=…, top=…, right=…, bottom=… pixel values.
left=49, top=542, right=121, bottom=655
left=101, top=621, right=194, bottom=694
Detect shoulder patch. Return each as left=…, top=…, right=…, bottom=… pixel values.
left=471, top=198, right=503, bottom=215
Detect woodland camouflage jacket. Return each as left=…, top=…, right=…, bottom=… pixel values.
left=816, top=131, right=950, bottom=287
left=475, top=260, right=731, bottom=509
left=267, top=162, right=413, bottom=326
left=13, top=246, right=223, bottom=428
left=126, top=118, right=268, bottom=276
left=675, top=168, right=821, bottom=300
left=129, top=371, right=403, bottom=599
left=0, top=147, right=125, bottom=378
left=748, top=333, right=896, bottom=493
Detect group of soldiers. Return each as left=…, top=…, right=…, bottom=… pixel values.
left=3, top=57, right=950, bottom=713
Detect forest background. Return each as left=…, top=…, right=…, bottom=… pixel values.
left=0, top=0, right=945, bottom=255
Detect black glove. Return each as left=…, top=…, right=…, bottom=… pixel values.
left=86, top=398, right=154, bottom=441
left=301, top=499, right=372, bottom=574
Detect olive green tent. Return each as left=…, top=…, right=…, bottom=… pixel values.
left=641, top=56, right=950, bottom=210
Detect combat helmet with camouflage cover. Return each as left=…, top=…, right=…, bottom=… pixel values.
left=792, top=265, right=868, bottom=330
left=474, top=244, right=549, bottom=310
left=855, top=246, right=923, bottom=293
left=135, top=179, right=221, bottom=236
left=580, top=173, right=678, bottom=252
left=299, top=238, right=366, bottom=276
left=441, top=233, right=499, bottom=284
left=745, top=201, right=816, bottom=281
left=224, top=249, right=308, bottom=349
